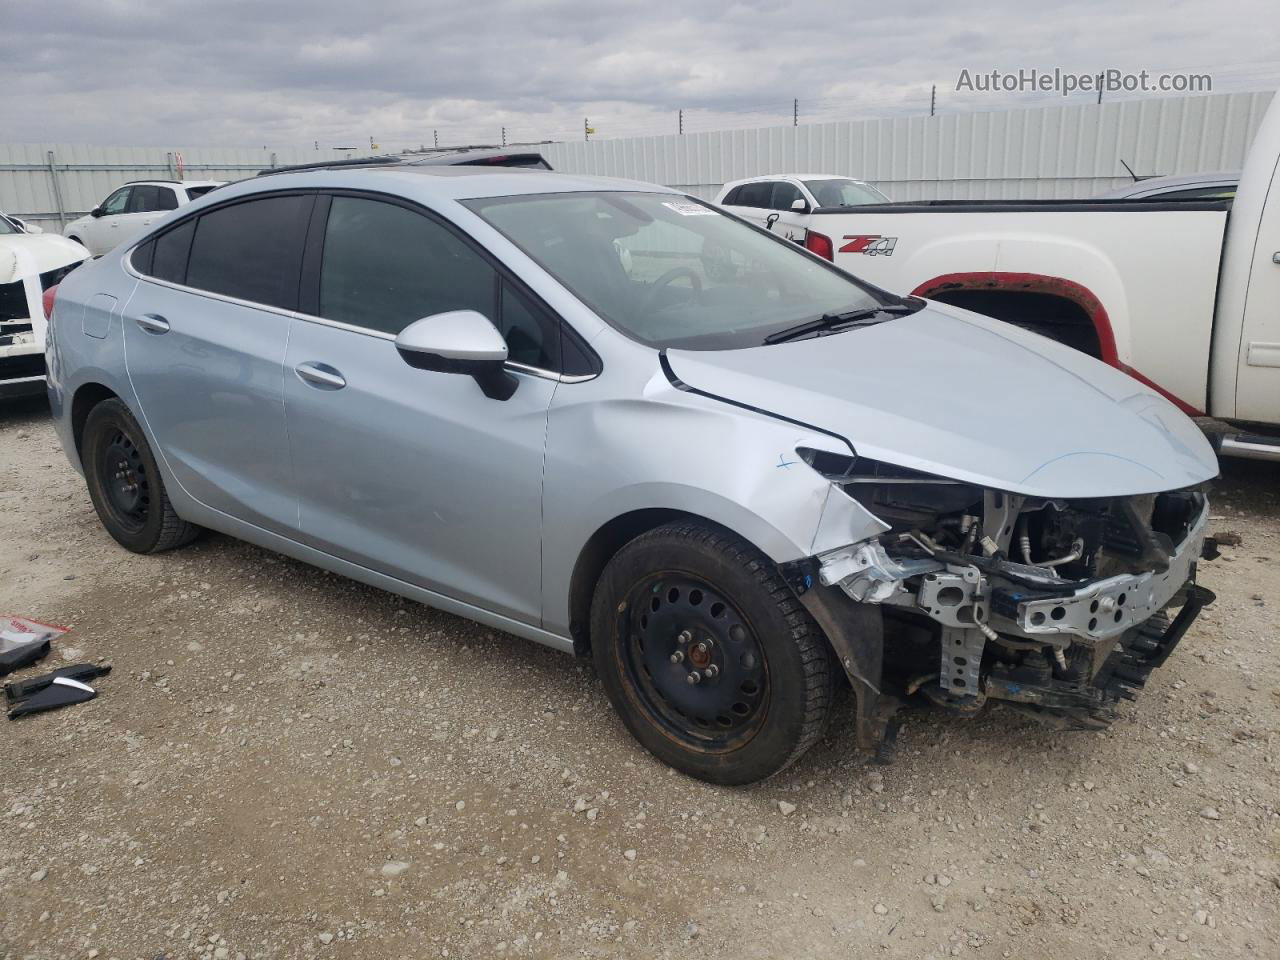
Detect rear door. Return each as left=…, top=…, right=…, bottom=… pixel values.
left=282, top=193, right=563, bottom=623
left=127, top=184, right=179, bottom=232
left=123, top=192, right=314, bottom=534
left=720, top=181, right=775, bottom=229
left=1235, top=165, right=1280, bottom=421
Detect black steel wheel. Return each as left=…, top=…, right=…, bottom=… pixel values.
left=82, top=398, right=199, bottom=554
left=592, top=521, right=835, bottom=785
left=98, top=428, right=151, bottom=533
left=621, top=574, right=770, bottom=750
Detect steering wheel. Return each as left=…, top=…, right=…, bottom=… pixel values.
left=641, top=266, right=703, bottom=314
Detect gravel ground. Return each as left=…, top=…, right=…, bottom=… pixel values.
left=1, top=395, right=1277, bottom=960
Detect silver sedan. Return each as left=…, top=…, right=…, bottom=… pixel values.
left=45, top=166, right=1218, bottom=783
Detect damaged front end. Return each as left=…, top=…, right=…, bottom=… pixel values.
left=786, top=448, right=1216, bottom=750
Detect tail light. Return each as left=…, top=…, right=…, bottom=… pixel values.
left=804, top=229, right=834, bottom=261
left=42, top=283, right=58, bottom=320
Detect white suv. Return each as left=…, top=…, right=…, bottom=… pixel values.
left=715, top=174, right=889, bottom=243
left=64, top=180, right=224, bottom=256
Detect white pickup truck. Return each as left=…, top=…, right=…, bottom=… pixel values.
left=770, top=100, right=1280, bottom=460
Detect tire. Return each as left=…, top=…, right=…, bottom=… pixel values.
left=81, top=398, right=199, bottom=554
left=590, top=521, right=835, bottom=785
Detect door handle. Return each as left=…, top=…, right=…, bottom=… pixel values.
left=294, top=361, right=346, bottom=390
left=135, top=313, right=170, bottom=334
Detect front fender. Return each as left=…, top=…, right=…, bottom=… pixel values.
left=540, top=371, right=887, bottom=636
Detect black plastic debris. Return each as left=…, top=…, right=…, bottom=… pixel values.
left=5, top=663, right=112, bottom=702
left=8, top=675, right=99, bottom=719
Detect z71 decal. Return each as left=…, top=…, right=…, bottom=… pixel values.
left=839, top=234, right=898, bottom=257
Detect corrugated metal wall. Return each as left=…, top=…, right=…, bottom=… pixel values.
left=0, top=145, right=357, bottom=228
left=542, top=90, right=1276, bottom=200
left=1, top=90, right=1274, bottom=228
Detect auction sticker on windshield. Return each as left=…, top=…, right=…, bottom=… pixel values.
left=663, top=201, right=717, bottom=216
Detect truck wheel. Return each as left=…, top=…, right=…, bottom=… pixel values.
left=590, top=521, right=835, bottom=785
left=81, top=398, right=199, bottom=554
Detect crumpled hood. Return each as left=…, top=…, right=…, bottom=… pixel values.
left=0, top=234, right=87, bottom=284
left=666, top=302, right=1218, bottom=498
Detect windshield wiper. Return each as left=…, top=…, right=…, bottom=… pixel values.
left=762, top=302, right=918, bottom=345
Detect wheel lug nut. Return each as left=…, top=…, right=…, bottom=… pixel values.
left=704, top=664, right=719, bottom=678
left=676, top=630, right=691, bottom=645
left=669, top=650, right=685, bottom=664
left=686, top=671, right=702, bottom=685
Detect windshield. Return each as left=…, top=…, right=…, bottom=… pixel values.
left=464, top=191, right=892, bottom=350
left=803, top=179, right=889, bottom=207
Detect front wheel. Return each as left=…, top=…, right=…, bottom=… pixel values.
left=591, top=521, right=835, bottom=785
left=81, top=398, right=199, bottom=553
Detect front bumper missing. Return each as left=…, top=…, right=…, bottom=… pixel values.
left=992, top=499, right=1210, bottom=643
left=810, top=493, right=1213, bottom=733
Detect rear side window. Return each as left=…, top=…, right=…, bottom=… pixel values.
left=151, top=219, right=196, bottom=283
left=318, top=196, right=497, bottom=336
left=722, top=186, right=743, bottom=205
left=736, top=182, right=773, bottom=208
left=184, top=195, right=313, bottom=310
left=128, top=185, right=179, bottom=213
left=185, top=185, right=219, bottom=200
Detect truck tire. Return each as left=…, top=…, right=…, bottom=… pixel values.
left=81, top=398, right=200, bottom=554
left=590, top=520, right=835, bottom=785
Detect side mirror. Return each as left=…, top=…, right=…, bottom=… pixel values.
left=90, top=206, right=103, bottom=218
left=790, top=198, right=809, bottom=212
left=394, top=310, right=517, bottom=401
left=24, top=221, right=43, bottom=234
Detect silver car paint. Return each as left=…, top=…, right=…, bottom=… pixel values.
left=47, top=166, right=1217, bottom=656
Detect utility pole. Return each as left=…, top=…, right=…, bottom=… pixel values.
left=585, top=117, right=590, bottom=141
left=793, top=98, right=798, bottom=126
left=679, top=109, right=683, bottom=135
left=501, top=126, right=507, bottom=146
left=433, top=129, right=439, bottom=148
left=1097, top=86, right=1104, bottom=105
left=930, top=85, right=936, bottom=117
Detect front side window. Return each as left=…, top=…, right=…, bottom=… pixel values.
left=101, top=188, right=131, bottom=216
left=184, top=194, right=312, bottom=310
left=318, top=196, right=497, bottom=337
left=803, top=178, right=890, bottom=207
left=770, top=181, right=804, bottom=211
left=466, top=191, right=893, bottom=351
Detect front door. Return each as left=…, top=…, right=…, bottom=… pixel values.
left=765, top=180, right=810, bottom=244
left=83, top=186, right=132, bottom=255
left=122, top=192, right=315, bottom=534
left=283, top=194, right=561, bottom=624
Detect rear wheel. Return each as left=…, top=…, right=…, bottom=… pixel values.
left=591, top=521, right=835, bottom=785
left=81, top=398, right=199, bottom=553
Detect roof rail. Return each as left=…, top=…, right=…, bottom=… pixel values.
left=257, top=155, right=402, bottom=177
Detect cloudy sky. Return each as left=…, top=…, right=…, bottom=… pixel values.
left=2, top=0, right=1278, bottom=149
